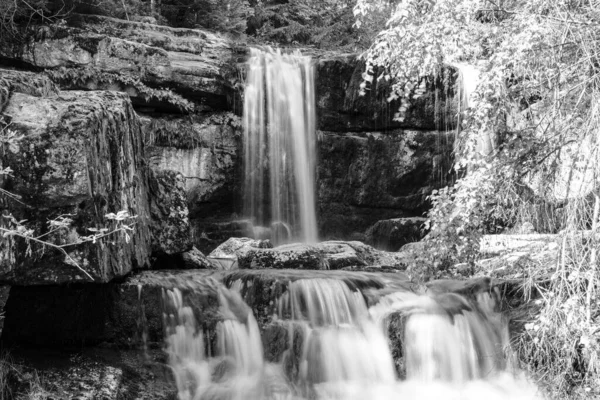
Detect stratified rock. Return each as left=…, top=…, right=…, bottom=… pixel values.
left=0, top=69, right=59, bottom=109
left=365, top=217, right=427, bottom=251
left=149, top=170, right=191, bottom=255
left=316, top=55, right=458, bottom=132
left=318, top=130, right=453, bottom=239
left=7, top=14, right=242, bottom=112
left=0, top=87, right=151, bottom=284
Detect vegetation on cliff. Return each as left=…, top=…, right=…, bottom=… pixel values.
left=354, top=0, right=600, bottom=397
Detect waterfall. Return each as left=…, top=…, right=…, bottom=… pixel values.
left=243, top=48, right=318, bottom=245
left=163, top=279, right=543, bottom=400
left=454, top=63, right=495, bottom=157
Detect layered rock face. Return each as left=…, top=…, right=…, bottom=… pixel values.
left=1, top=15, right=455, bottom=254
left=0, top=70, right=151, bottom=284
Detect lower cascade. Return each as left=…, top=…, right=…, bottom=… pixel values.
left=163, top=278, right=544, bottom=400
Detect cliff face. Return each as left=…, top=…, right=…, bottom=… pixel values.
left=0, top=15, right=456, bottom=283
left=0, top=71, right=151, bottom=284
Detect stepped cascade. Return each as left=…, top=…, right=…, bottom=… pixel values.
left=162, top=276, right=543, bottom=400
left=243, top=48, right=318, bottom=244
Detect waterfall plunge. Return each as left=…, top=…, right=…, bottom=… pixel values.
left=243, top=48, right=318, bottom=244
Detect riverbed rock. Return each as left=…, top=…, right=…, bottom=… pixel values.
left=0, top=86, right=151, bottom=284
left=365, top=217, right=428, bottom=251
left=238, top=243, right=328, bottom=270
left=208, top=237, right=273, bottom=260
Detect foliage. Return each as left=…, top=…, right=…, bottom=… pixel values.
left=355, top=0, right=600, bottom=396
left=160, top=0, right=251, bottom=34
left=356, top=0, right=600, bottom=245
left=46, top=67, right=194, bottom=112
left=250, top=0, right=391, bottom=49
left=515, top=205, right=600, bottom=399
left=0, top=0, right=57, bottom=39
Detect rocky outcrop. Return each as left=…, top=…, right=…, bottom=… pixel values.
left=142, top=113, right=242, bottom=251
left=0, top=74, right=151, bottom=284
left=318, top=130, right=453, bottom=240
left=7, top=14, right=243, bottom=113
left=365, top=217, right=427, bottom=251
left=316, top=55, right=458, bottom=132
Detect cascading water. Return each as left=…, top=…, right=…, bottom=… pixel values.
left=455, top=63, right=494, bottom=157
left=163, top=277, right=544, bottom=400
left=243, top=48, right=318, bottom=244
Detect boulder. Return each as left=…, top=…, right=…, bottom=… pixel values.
left=192, top=220, right=255, bottom=254
left=0, top=85, right=151, bottom=284
left=148, top=169, right=191, bottom=255
left=365, top=217, right=427, bottom=251
left=181, top=246, right=216, bottom=269
left=318, top=130, right=453, bottom=239
left=208, top=237, right=273, bottom=270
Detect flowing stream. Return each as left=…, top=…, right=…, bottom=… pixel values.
left=163, top=277, right=544, bottom=400
left=243, top=48, right=318, bottom=245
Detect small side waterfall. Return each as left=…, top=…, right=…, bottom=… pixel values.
left=243, top=48, right=318, bottom=244
left=455, top=63, right=494, bottom=157
left=162, top=277, right=544, bottom=400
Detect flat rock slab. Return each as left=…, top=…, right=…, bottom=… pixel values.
left=214, top=238, right=408, bottom=270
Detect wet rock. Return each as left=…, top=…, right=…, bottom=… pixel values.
left=317, top=130, right=453, bottom=240
left=0, top=88, right=151, bottom=284
left=365, top=217, right=427, bottom=251
left=149, top=170, right=191, bottom=255
left=238, top=243, right=328, bottom=270
left=209, top=237, right=273, bottom=259
left=2, top=270, right=223, bottom=347
left=316, top=240, right=407, bottom=270
left=316, top=55, right=458, bottom=132
left=192, top=220, right=255, bottom=254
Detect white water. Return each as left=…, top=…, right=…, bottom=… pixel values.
left=454, top=63, right=495, bottom=157
left=163, top=279, right=544, bottom=400
left=243, top=48, right=318, bottom=245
